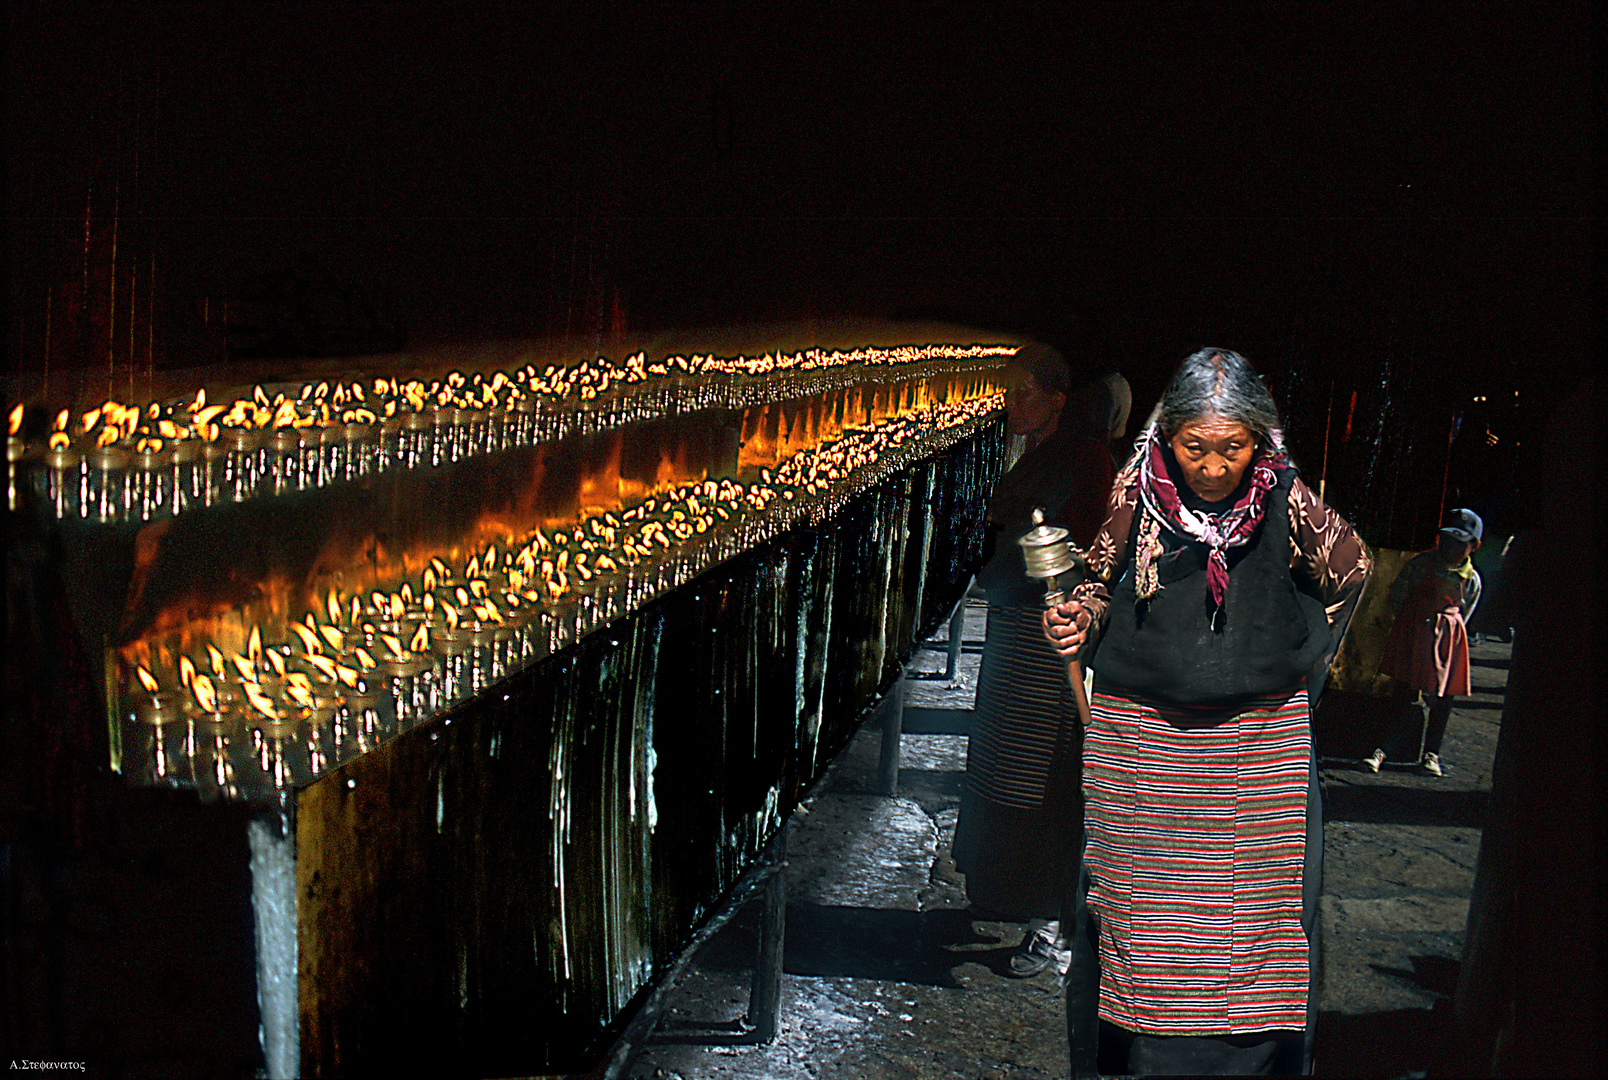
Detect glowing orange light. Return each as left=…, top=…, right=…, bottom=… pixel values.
left=409, top=623, right=429, bottom=653
left=178, top=655, right=197, bottom=687
left=191, top=673, right=219, bottom=714
left=244, top=682, right=278, bottom=720
left=135, top=665, right=160, bottom=693
left=284, top=673, right=315, bottom=709
left=289, top=622, right=321, bottom=654
left=7, top=404, right=21, bottom=438
left=48, top=432, right=70, bottom=451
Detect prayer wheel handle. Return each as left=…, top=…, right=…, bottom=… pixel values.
left=1018, top=508, right=1094, bottom=730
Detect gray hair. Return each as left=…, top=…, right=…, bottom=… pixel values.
left=1157, top=348, right=1282, bottom=448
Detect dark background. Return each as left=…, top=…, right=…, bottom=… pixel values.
left=5, top=0, right=1596, bottom=548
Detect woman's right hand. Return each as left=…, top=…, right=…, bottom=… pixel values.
left=1043, top=599, right=1092, bottom=659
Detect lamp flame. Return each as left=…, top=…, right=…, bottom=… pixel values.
left=191, top=673, right=219, bottom=714
left=409, top=622, right=429, bottom=653
left=7, top=404, right=21, bottom=438
left=289, top=622, right=321, bottom=654
left=244, top=682, right=279, bottom=721
left=135, top=665, right=160, bottom=693
left=284, top=673, right=315, bottom=709
left=178, top=655, right=197, bottom=687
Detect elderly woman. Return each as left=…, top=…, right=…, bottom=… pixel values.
left=1043, top=348, right=1370, bottom=1076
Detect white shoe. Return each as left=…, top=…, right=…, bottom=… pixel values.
left=1010, top=922, right=1069, bottom=978
left=1365, top=749, right=1386, bottom=774
left=1422, top=752, right=1443, bottom=777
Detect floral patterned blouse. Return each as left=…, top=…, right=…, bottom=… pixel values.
left=1068, top=454, right=1373, bottom=637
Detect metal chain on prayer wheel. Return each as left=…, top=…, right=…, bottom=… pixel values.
left=1018, top=507, right=1094, bottom=728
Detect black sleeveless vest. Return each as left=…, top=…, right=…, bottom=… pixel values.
left=1090, top=466, right=1330, bottom=706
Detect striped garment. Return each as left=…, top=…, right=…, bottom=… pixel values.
left=1083, top=682, right=1312, bottom=1034
left=966, top=604, right=1079, bottom=808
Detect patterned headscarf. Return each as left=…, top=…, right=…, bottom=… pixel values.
left=1132, top=418, right=1289, bottom=619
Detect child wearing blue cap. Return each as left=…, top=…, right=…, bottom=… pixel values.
left=1366, top=508, right=1484, bottom=776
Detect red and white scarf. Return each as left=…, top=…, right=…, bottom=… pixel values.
left=1133, top=424, right=1288, bottom=618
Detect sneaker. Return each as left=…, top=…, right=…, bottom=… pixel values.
left=1009, top=923, right=1070, bottom=978
left=1365, top=749, right=1386, bottom=774
left=1422, top=753, right=1443, bottom=777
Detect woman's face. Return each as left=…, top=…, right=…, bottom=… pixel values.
left=1005, top=378, right=1063, bottom=439
left=1168, top=415, right=1256, bottom=502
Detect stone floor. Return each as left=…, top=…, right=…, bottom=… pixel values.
left=619, top=599, right=1508, bottom=1080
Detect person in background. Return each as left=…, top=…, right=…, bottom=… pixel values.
left=954, top=344, right=1116, bottom=979
left=1096, top=370, right=1133, bottom=469
left=1366, top=509, right=1484, bottom=777
left=1043, top=347, right=1370, bottom=1076
left=1466, top=530, right=1515, bottom=644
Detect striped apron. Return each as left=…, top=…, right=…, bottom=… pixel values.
left=966, top=604, right=1079, bottom=808
left=952, top=603, right=1082, bottom=920
left=1083, top=682, right=1312, bottom=1034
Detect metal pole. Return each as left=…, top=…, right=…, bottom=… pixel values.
left=248, top=800, right=299, bottom=1080
left=747, top=825, right=788, bottom=1043
left=877, top=673, right=906, bottom=797
left=944, top=596, right=966, bottom=679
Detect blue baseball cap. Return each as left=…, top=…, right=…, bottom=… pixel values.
left=1441, top=508, right=1483, bottom=543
